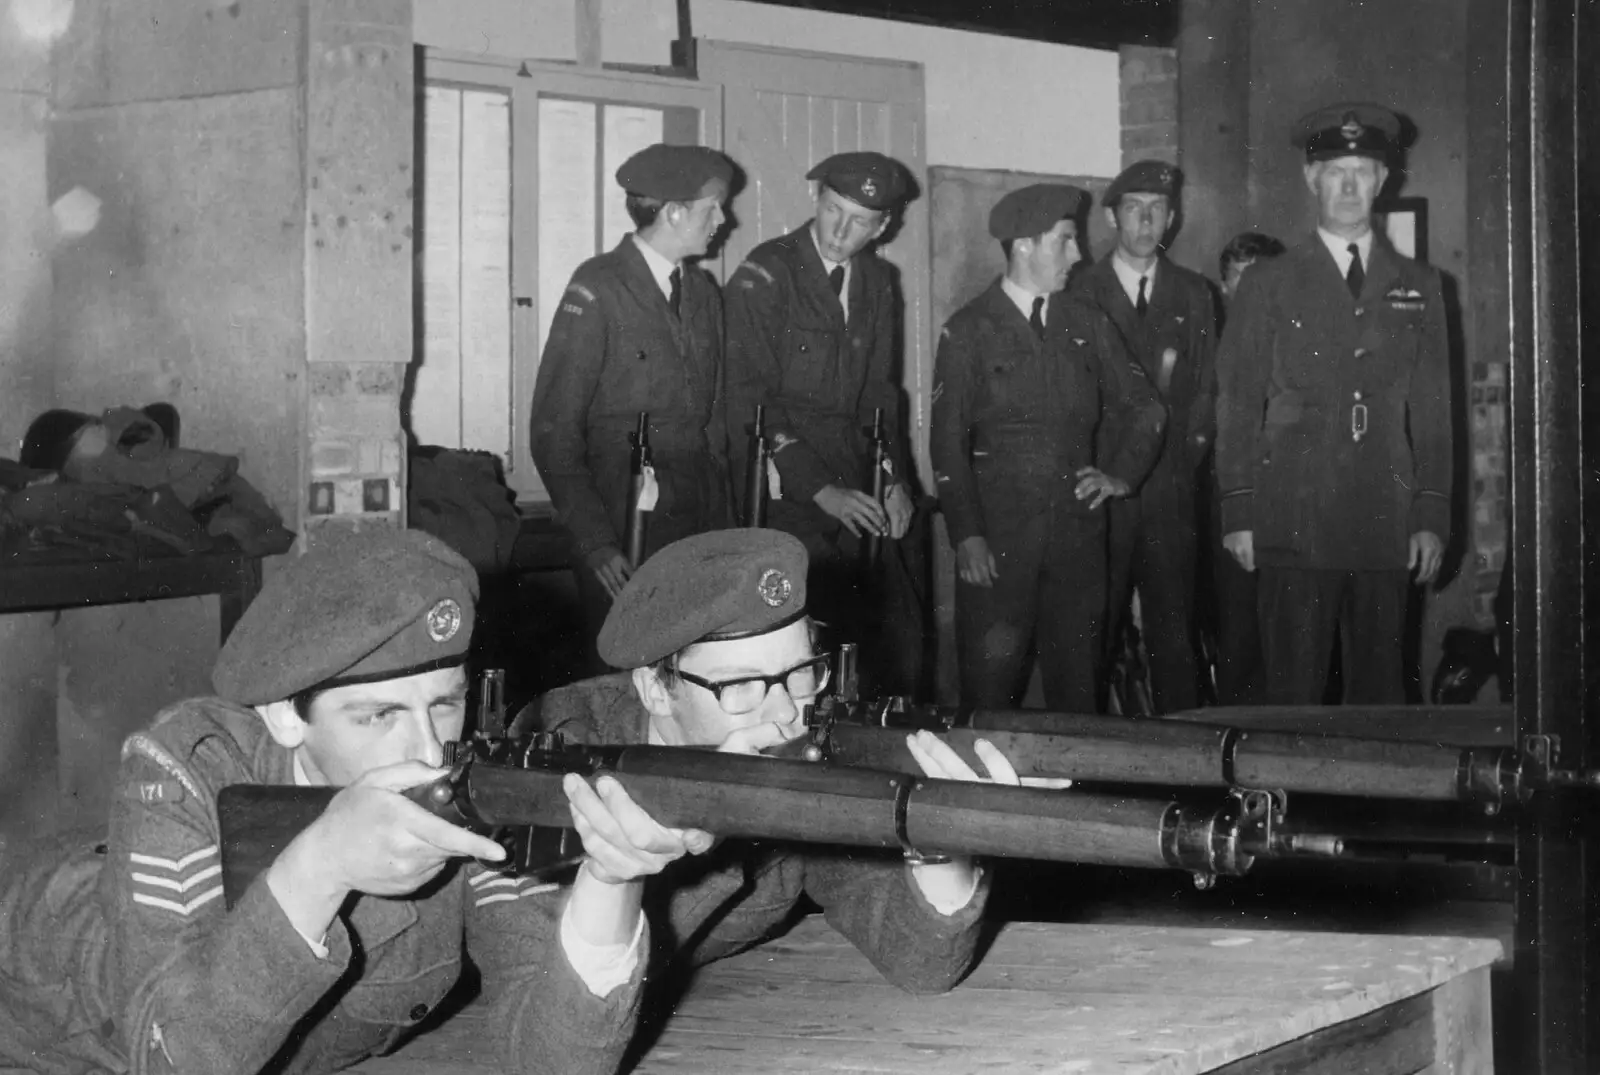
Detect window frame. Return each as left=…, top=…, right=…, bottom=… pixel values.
left=418, top=51, right=723, bottom=503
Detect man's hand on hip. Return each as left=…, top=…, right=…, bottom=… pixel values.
left=1222, top=530, right=1255, bottom=572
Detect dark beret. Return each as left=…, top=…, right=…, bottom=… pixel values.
left=1293, top=102, right=1403, bottom=162
left=988, top=183, right=1088, bottom=241
left=1105, top=159, right=1181, bottom=208
left=598, top=529, right=808, bottom=668
left=806, top=151, right=909, bottom=211
left=213, top=528, right=478, bottom=704
left=615, top=143, right=735, bottom=202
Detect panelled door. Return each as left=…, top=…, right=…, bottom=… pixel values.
left=697, top=40, right=932, bottom=486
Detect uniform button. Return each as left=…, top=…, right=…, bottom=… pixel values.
left=409, top=1004, right=429, bottom=1022
left=1353, top=347, right=1368, bottom=358
left=1353, top=390, right=1364, bottom=401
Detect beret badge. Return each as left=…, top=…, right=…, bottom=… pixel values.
left=860, top=177, right=878, bottom=199
left=1339, top=113, right=1365, bottom=145
left=426, top=599, right=463, bottom=643
left=757, top=568, right=793, bottom=608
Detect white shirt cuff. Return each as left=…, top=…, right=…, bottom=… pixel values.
left=913, top=863, right=983, bottom=916
left=559, top=901, right=645, bottom=998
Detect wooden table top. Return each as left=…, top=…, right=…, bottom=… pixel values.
left=627, top=917, right=1501, bottom=1074
left=365, top=914, right=1501, bottom=1075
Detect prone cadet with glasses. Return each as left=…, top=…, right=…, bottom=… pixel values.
left=515, top=528, right=1021, bottom=991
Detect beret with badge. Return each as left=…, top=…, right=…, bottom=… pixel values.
left=213, top=528, right=478, bottom=705
left=599, top=528, right=808, bottom=668
left=616, top=143, right=735, bottom=202
left=1293, top=102, right=1404, bottom=162
left=807, top=151, right=910, bottom=211
left=1104, top=159, right=1181, bottom=209
left=988, top=183, right=1089, bottom=241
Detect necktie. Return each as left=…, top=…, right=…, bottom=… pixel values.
left=1135, top=275, right=1149, bottom=316
left=1029, top=296, right=1046, bottom=339
left=1345, top=244, right=1364, bottom=299
left=668, top=267, right=682, bottom=317
left=828, top=265, right=845, bottom=297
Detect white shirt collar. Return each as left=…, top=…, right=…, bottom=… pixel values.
left=1317, top=227, right=1374, bottom=273
left=1110, top=251, right=1158, bottom=308
left=632, top=233, right=680, bottom=300
left=1000, top=275, right=1048, bottom=325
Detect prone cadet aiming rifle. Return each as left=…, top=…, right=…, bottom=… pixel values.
left=785, top=646, right=1545, bottom=813
left=216, top=686, right=1345, bottom=909
left=625, top=411, right=651, bottom=567
left=741, top=404, right=768, bottom=527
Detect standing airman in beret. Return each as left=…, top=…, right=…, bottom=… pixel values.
left=531, top=142, right=738, bottom=669
left=1070, top=160, right=1219, bottom=714
left=516, top=528, right=1019, bottom=991
left=931, top=184, right=1166, bottom=714
left=0, top=528, right=708, bottom=1074
left=723, top=150, right=923, bottom=697
left=1215, top=102, right=1452, bottom=705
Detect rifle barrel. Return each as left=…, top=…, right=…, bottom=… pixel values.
left=812, top=701, right=1519, bottom=806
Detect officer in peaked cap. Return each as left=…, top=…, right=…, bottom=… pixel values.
left=1293, top=102, right=1403, bottom=162
left=518, top=527, right=1020, bottom=992
left=724, top=149, right=923, bottom=699
left=932, top=183, right=1164, bottom=714
left=531, top=140, right=738, bottom=674
left=1215, top=99, right=1450, bottom=707
left=1070, top=158, right=1218, bottom=715
left=0, top=526, right=709, bottom=1073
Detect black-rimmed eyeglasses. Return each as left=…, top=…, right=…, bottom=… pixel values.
left=673, top=654, right=833, bottom=716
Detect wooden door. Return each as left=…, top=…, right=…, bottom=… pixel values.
left=697, top=40, right=932, bottom=485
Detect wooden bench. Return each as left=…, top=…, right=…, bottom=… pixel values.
left=364, top=914, right=1500, bottom=1074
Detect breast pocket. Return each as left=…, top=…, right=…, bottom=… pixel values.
left=339, top=956, right=461, bottom=1055
left=780, top=325, right=843, bottom=399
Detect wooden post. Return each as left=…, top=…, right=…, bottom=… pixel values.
left=575, top=0, right=602, bottom=68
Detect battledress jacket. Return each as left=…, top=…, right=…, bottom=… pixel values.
left=1214, top=236, right=1452, bottom=570
left=0, top=698, right=644, bottom=1075
left=930, top=280, right=1166, bottom=546
left=519, top=673, right=989, bottom=992
left=530, top=238, right=730, bottom=560
left=723, top=226, right=911, bottom=545
left=1071, top=255, right=1218, bottom=507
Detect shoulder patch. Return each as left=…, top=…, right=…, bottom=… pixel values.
left=122, top=733, right=203, bottom=804
left=565, top=282, right=597, bottom=304
left=734, top=261, right=777, bottom=288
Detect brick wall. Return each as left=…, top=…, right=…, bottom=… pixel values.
left=1470, top=363, right=1508, bottom=623
left=1120, top=45, right=1179, bottom=168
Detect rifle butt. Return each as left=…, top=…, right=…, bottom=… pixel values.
left=218, top=785, right=339, bottom=909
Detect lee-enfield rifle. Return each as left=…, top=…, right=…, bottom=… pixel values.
left=625, top=411, right=651, bottom=567
left=861, top=407, right=888, bottom=567
left=217, top=699, right=1326, bottom=908
left=741, top=404, right=768, bottom=527
left=789, top=647, right=1534, bottom=812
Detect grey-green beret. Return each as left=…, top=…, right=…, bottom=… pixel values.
left=598, top=529, right=808, bottom=668
left=988, top=183, right=1089, bottom=241
left=213, top=528, right=478, bottom=704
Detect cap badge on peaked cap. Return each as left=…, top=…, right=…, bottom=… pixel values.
left=1339, top=113, right=1365, bottom=143
left=758, top=568, right=793, bottom=608
left=426, top=599, right=463, bottom=643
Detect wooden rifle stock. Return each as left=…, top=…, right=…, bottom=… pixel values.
left=801, top=696, right=1523, bottom=808
left=742, top=404, right=768, bottom=527
left=217, top=736, right=1284, bottom=908
left=625, top=411, right=650, bottom=567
